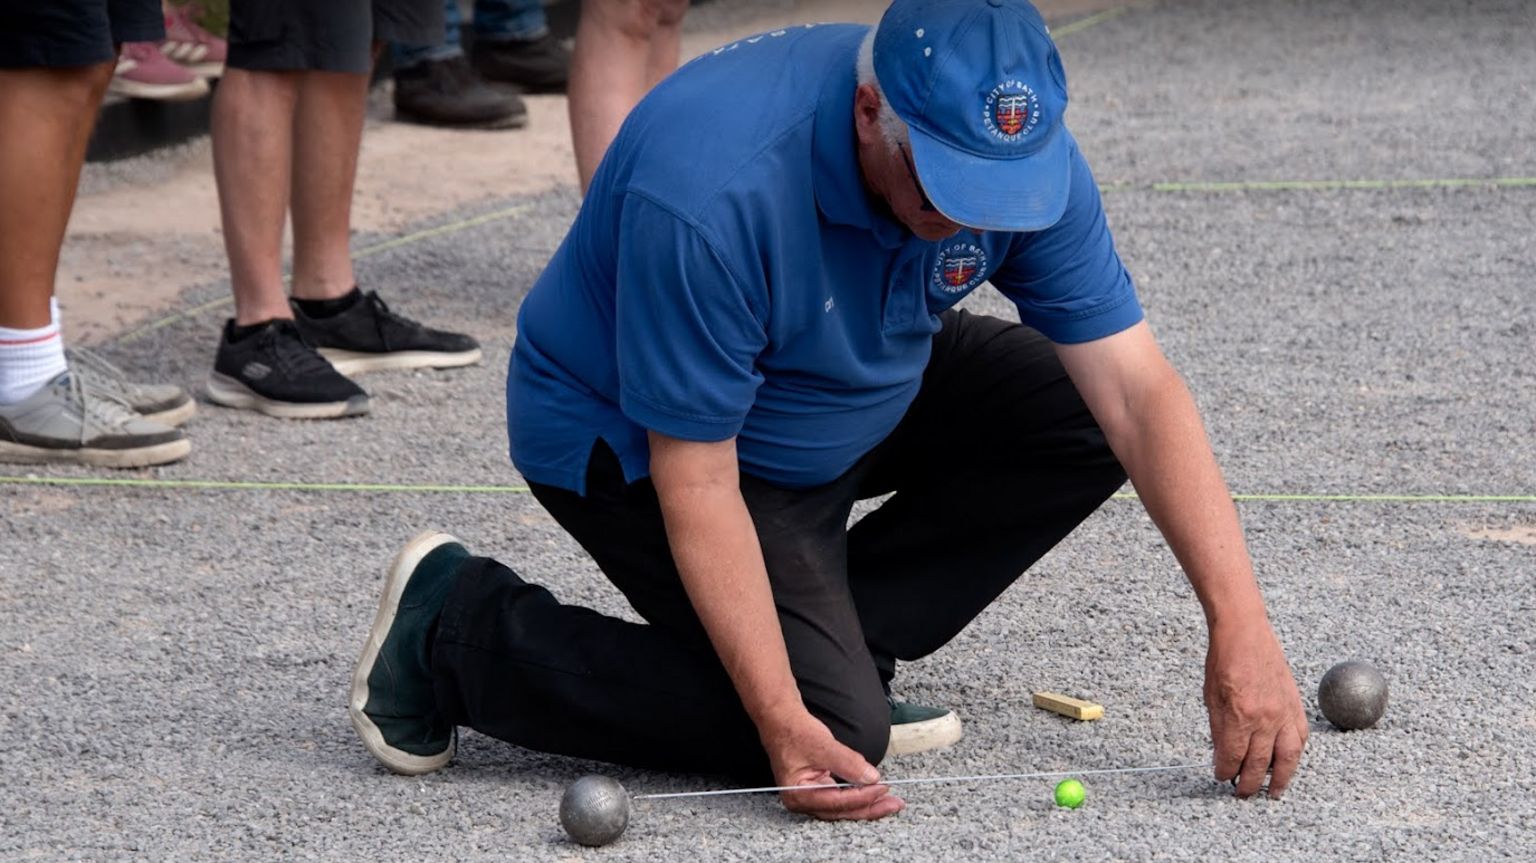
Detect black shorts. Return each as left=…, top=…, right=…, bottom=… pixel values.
left=0, top=0, right=163, bottom=68
left=228, top=0, right=442, bottom=73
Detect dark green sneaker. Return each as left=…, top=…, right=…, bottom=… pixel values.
left=887, top=696, right=963, bottom=756
left=349, top=530, right=469, bottom=775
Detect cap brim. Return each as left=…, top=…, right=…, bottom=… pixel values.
left=906, top=122, right=1072, bottom=233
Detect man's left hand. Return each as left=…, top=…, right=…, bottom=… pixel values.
left=1203, top=619, right=1309, bottom=799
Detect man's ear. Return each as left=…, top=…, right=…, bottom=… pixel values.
left=853, top=83, right=884, bottom=147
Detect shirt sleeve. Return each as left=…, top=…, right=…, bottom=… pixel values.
left=615, top=193, right=768, bottom=441
left=988, top=138, right=1144, bottom=344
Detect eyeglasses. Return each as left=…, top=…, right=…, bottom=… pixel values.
left=897, top=143, right=938, bottom=212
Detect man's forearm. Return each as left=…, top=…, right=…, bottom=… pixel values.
left=648, top=434, right=805, bottom=729
left=1102, top=366, right=1268, bottom=627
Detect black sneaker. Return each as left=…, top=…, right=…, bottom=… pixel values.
left=470, top=32, right=570, bottom=92
left=290, top=289, right=482, bottom=376
left=205, top=319, right=371, bottom=419
left=393, top=54, right=528, bottom=129
left=350, top=530, right=468, bottom=775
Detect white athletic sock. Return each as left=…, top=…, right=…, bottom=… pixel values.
left=0, top=315, right=68, bottom=405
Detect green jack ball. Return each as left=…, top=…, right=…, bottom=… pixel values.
left=1054, top=778, right=1086, bottom=809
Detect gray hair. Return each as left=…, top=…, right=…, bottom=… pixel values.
left=857, top=29, right=909, bottom=151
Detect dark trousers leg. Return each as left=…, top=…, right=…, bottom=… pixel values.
left=848, top=310, right=1128, bottom=682
left=430, top=443, right=889, bottom=780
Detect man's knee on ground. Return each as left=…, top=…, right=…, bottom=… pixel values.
left=825, top=692, right=892, bottom=769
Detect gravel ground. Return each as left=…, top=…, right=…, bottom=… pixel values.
left=3, top=0, right=1534, bottom=860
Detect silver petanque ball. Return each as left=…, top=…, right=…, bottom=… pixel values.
left=559, top=775, right=631, bottom=847
left=1318, top=661, right=1389, bottom=730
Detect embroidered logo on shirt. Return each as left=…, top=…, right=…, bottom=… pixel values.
left=932, top=242, right=988, bottom=294
left=983, top=81, right=1041, bottom=142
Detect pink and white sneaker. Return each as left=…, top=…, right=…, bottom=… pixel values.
left=161, top=4, right=227, bottom=79
left=110, top=41, right=210, bottom=101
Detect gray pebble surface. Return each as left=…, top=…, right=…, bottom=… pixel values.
left=3, top=0, right=1533, bottom=859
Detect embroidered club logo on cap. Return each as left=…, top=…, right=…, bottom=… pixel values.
left=932, top=242, right=988, bottom=294
left=875, top=0, right=1073, bottom=231
left=983, top=80, right=1041, bottom=143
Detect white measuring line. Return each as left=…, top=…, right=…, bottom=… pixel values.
left=633, top=762, right=1205, bottom=800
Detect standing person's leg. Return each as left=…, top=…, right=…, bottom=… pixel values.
left=847, top=311, right=1129, bottom=684
left=204, top=0, right=372, bottom=418
left=208, top=0, right=476, bottom=418
left=469, top=0, right=570, bottom=92
left=287, top=69, right=372, bottom=305
left=0, top=66, right=110, bottom=333
left=283, top=0, right=482, bottom=377
left=567, top=0, right=688, bottom=191
left=351, top=442, right=892, bottom=780
left=212, top=68, right=301, bottom=327
left=0, top=1, right=188, bottom=467
left=392, top=0, right=465, bottom=72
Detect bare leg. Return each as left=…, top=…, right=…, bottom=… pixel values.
left=288, top=69, right=371, bottom=302
left=567, top=0, right=689, bottom=192
left=0, top=64, right=114, bottom=329
left=212, top=68, right=300, bottom=325
left=643, top=0, right=687, bottom=89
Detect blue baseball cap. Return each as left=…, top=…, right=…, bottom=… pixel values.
left=874, top=0, right=1071, bottom=232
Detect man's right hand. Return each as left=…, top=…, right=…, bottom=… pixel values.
left=761, top=710, right=905, bottom=821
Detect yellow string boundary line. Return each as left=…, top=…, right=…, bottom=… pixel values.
left=115, top=204, right=534, bottom=345
left=1052, top=3, right=1136, bottom=38
left=1139, top=177, right=1536, bottom=193
left=1, top=475, right=1531, bottom=502
left=0, top=475, right=531, bottom=494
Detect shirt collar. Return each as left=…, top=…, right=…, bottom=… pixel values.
left=812, top=47, right=909, bottom=250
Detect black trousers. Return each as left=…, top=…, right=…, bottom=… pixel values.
left=431, top=311, right=1128, bottom=780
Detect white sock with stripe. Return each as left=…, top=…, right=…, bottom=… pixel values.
left=0, top=299, right=68, bottom=405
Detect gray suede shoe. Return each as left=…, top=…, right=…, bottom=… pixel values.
left=67, top=347, right=195, bottom=426
left=0, top=372, right=190, bottom=468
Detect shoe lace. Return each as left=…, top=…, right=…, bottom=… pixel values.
left=63, top=371, right=142, bottom=443
left=263, top=320, right=342, bottom=379
left=65, top=346, right=135, bottom=396
left=360, top=291, right=427, bottom=349
left=65, top=345, right=129, bottom=382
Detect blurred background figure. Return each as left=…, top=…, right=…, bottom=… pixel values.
left=390, top=0, right=570, bottom=129
left=110, top=1, right=227, bottom=101
left=569, top=0, right=689, bottom=191
left=0, top=0, right=192, bottom=467
left=207, top=0, right=481, bottom=420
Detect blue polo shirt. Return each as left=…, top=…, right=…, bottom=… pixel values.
left=508, top=23, right=1142, bottom=494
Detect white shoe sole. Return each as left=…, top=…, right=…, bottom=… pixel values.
left=0, top=437, right=190, bottom=469
left=318, top=347, right=483, bottom=376
left=887, top=710, right=964, bottom=757
left=108, top=77, right=210, bottom=101
left=204, top=373, right=369, bottom=419
left=348, top=530, right=461, bottom=776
